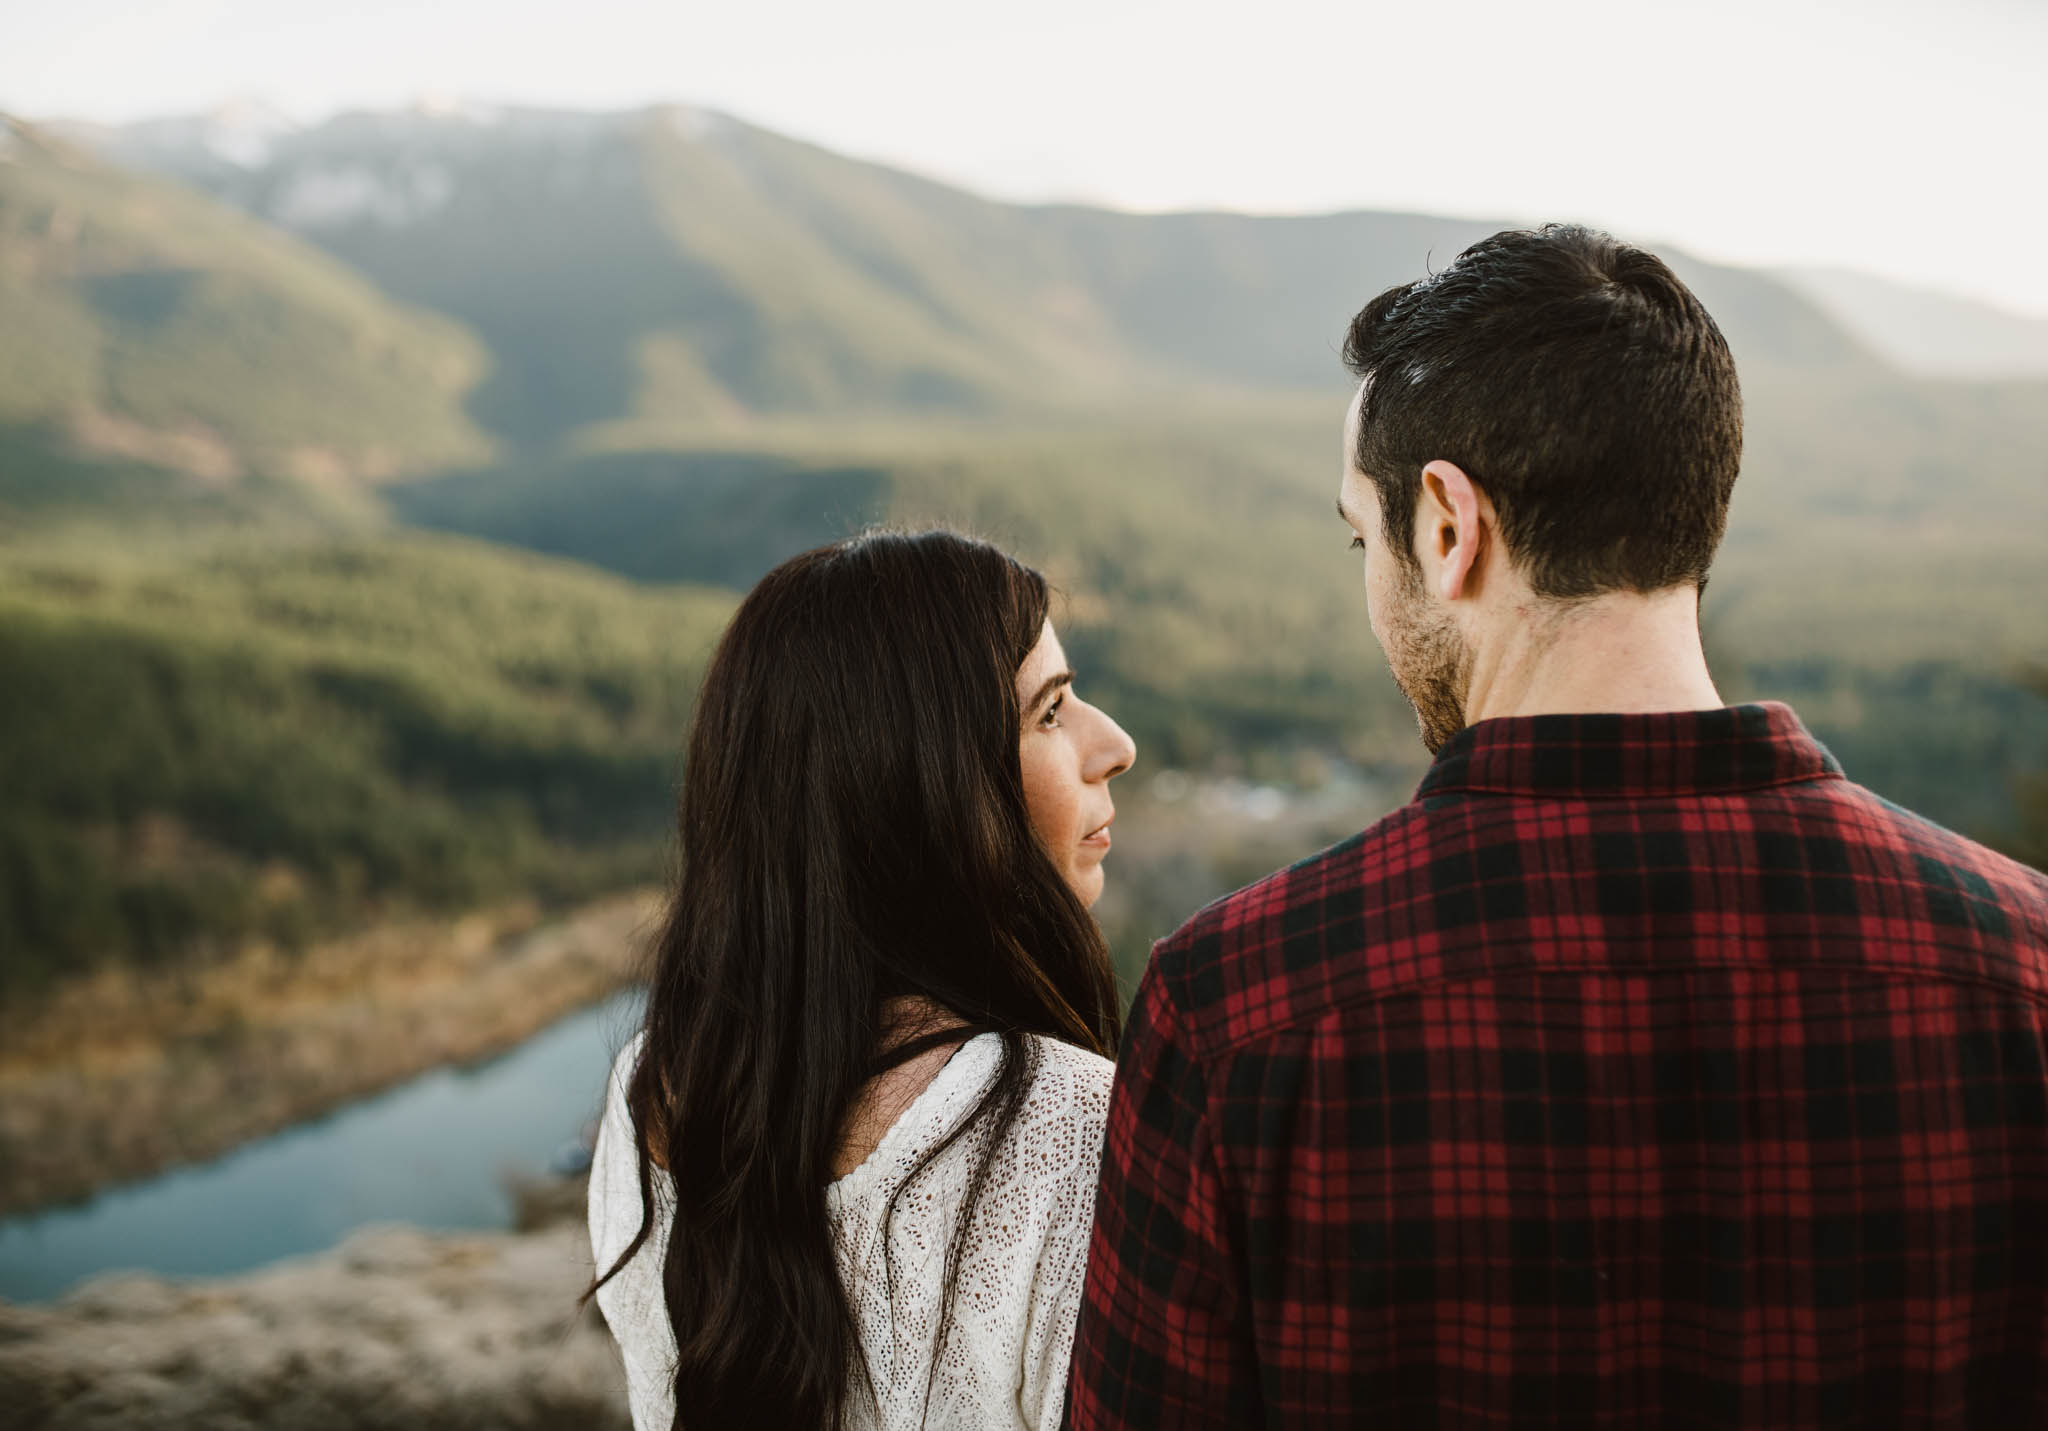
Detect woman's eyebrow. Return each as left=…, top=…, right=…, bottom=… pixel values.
left=1027, top=670, right=1076, bottom=713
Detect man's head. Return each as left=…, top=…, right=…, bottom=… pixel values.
left=1339, top=224, right=1742, bottom=750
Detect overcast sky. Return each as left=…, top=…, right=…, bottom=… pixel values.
left=9, top=0, right=2046, bottom=315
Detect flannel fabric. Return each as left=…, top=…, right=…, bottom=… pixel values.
left=1070, top=703, right=2048, bottom=1430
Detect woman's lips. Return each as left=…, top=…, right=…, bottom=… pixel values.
left=1081, top=815, right=1114, bottom=850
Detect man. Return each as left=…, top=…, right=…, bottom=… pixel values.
left=1068, top=225, right=2048, bottom=1428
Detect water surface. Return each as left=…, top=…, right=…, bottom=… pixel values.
left=0, top=989, right=644, bottom=1303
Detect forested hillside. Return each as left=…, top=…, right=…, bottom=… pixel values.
left=0, top=536, right=732, bottom=993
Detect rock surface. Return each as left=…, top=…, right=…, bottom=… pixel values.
left=0, top=1220, right=632, bottom=1430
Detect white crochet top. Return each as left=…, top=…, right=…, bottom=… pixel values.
left=588, top=1031, right=1114, bottom=1431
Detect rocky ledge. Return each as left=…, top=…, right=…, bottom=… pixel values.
left=0, top=1214, right=631, bottom=1430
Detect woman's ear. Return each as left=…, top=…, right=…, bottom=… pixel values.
left=1419, top=459, right=1489, bottom=601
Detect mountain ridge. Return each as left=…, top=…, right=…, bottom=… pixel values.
left=59, top=98, right=2048, bottom=375
left=1777, top=265, right=2048, bottom=379
left=48, top=102, right=1896, bottom=451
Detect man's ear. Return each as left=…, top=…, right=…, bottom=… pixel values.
left=1419, top=459, right=1488, bottom=601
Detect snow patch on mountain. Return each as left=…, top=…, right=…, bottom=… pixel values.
left=268, top=162, right=455, bottom=229
left=409, top=93, right=506, bottom=126
left=200, top=100, right=299, bottom=169
left=666, top=105, right=731, bottom=141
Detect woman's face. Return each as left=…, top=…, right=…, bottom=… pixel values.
left=1016, top=620, right=1136, bottom=908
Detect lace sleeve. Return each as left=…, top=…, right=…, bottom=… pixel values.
left=1011, top=1042, right=1116, bottom=1431
left=588, top=1035, right=677, bottom=1431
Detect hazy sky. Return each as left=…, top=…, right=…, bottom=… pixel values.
left=10, top=0, right=2047, bottom=315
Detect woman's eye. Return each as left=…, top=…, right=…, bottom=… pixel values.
left=1039, top=694, right=1065, bottom=729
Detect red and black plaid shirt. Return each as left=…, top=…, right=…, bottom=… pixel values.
left=1070, top=703, right=2048, bottom=1429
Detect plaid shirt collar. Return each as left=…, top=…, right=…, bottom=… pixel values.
left=1417, top=700, right=1843, bottom=802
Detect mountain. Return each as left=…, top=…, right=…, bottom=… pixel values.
left=63, top=105, right=1151, bottom=445
left=0, top=117, right=492, bottom=499
left=1777, top=267, right=2048, bottom=379
left=63, top=104, right=1882, bottom=452
left=54, top=101, right=2047, bottom=738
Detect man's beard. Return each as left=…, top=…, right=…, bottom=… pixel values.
left=1381, top=563, right=1471, bottom=755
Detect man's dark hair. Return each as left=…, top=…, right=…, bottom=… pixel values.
left=1343, top=223, right=1742, bottom=598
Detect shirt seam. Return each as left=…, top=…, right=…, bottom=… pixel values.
left=1152, top=973, right=1260, bottom=1380
left=1418, top=769, right=1846, bottom=802
left=1190, top=957, right=2048, bottom=1061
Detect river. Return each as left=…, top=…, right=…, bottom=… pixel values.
left=0, top=989, right=644, bottom=1304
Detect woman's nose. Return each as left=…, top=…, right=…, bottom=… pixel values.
left=1089, top=707, right=1136, bottom=783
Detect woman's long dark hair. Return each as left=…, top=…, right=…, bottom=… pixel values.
left=591, top=528, right=1122, bottom=1430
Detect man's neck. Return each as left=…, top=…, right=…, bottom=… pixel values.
left=1462, top=584, right=1724, bottom=726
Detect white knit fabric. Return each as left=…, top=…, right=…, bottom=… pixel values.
left=588, top=1030, right=1114, bottom=1431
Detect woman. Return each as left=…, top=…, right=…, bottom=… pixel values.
left=587, top=528, right=1137, bottom=1431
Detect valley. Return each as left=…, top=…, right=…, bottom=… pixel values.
left=1, top=99, right=2044, bottom=1233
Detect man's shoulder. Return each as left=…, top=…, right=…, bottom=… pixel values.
left=1146, top=800, right=1434, bottom=1044
left=1144, top=775, right=2048, bottom=1059
left=1156, top=818, right=1395, bottom=944
left=1827, top=778, right=2048, bottom=925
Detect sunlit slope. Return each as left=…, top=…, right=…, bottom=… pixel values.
left=0, top=534, right=734, bottom=993
left=675, top=120, right=1879, bottom=384
left=95, top=107, right=1157, bottom=446
left=0, top=118, right=492, bottom=490
left=1779, top=267, right=2048, bottom=379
